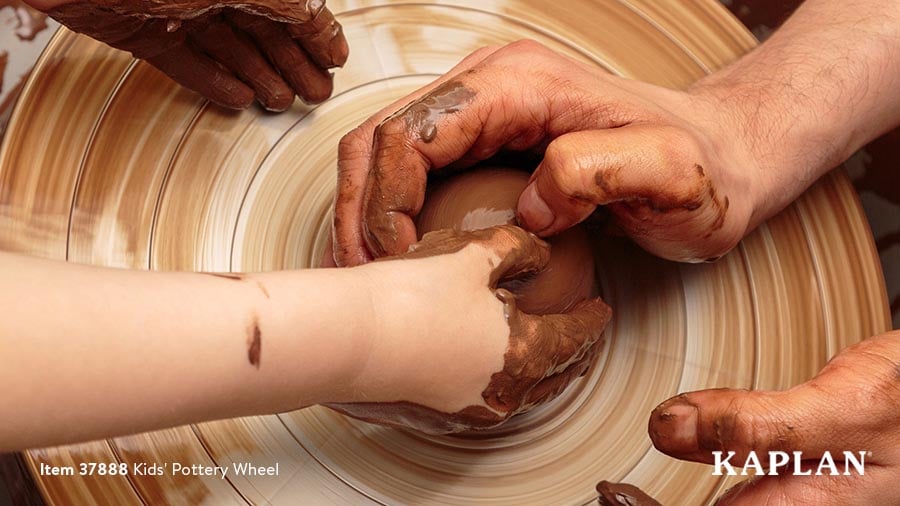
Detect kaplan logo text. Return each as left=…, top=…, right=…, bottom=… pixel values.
left=711, top=451, right=867, bottom=476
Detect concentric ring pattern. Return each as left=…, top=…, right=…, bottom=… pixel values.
left=0, top=0, right=890, bottom=504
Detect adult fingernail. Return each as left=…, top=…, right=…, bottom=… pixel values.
left=649, top=398, right=699, bottom=456
left=518, top=183, right=554, bottom=233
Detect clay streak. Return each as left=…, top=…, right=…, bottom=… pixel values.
left=205, top=272, right=244, bottom=281
left=247, top=316, right=262, bottom=369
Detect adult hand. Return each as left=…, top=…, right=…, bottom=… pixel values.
left=649, top=330, right=900, bottom=505
left=333, top=40, right=764, bottom=266
left=37, top=0, right=348, bottom=110
left=328, top=224, right=612, bottom=434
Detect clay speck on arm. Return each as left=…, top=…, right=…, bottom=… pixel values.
left=254, top=280, right=270, bottom=299
left=247, top=315, right=262, bottom=369
left=203, top=274, right=266, bottom=368
left=204, top=272, right=244, bottom=281
left=203, top=272, right=269, bottom=299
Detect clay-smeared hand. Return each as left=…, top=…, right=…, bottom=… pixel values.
left=37, top=0, right=348, bottom=110
left=328, top=225, right=612, bottom=434
left=649, top=330, right=900, bottom=505
left=334, top=40, right=765, bottom=266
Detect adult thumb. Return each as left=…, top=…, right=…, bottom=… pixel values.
left=647, top=386, right=862, bottom=466
left=516, top=125, right=703, bottom=237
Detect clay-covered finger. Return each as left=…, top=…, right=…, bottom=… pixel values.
left=286, top=4, right=349, bottom=68
left=191, top=20, right=294, bottom=111
left=476, top=225, right=551, bottom=285
left=523, top=343, right=598, bottom=409
left=651, top=331, right=900, bottom=467
left=333, top=45, right=501, bottom=266
left=229, top=12, right=334, bottom=104
left=481, top=294, right=610, bottom=413
left=404, top=225, right=551, bottom=283
left=537, top=297, right=611, bottom=366
left=648, top=387, right=859, bottom=466
left=359, top=41, right=610, bottom=258
left=145, top=44, right=255, bottom=109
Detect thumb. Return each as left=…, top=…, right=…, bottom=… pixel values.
left=650, top=333, right=900, bottom=466
left=517, top=125, right=707, bottom=237
left=648, top=385, right=861, bottom=466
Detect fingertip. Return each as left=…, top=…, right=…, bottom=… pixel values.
left=567, top=298, right=613, bottom=337
left=648, top=395, right=700, bottom=457
left=516, top=183, right=556, bottom=234
left=298, top=71, right=334, bottom=104
left=587, top=296, right=613, bottom=319
left=214, top=86, right=256, bottom=110
left=329, top=27, right=350, bottom=68
left=259, top=91, right=294, bottom=112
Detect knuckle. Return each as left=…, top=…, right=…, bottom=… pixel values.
left=374, top=114, right=409, bottom=141
left=704, top=393, right=777, bottom=452
left=656, top=126, right=702, bottom=162
left=471, top=44, right=500, bottom=58
left=504, top=39, right=550, bottom=56
left=337, top=126, right=369, bottom=158
left=652, top=128, right=709, bottom=203
left=828, top=339, right=900, bottom=408
left=542, top=141, right=584, bottom=197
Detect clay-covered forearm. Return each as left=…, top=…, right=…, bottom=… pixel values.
left=0, top=252, right=372, bottom=451
left=689, top=0, right=900, bottom=224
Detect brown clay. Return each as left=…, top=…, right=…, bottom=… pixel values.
left=0, top=52, right=6, bottom=96
left=0, top=1, right=48, bottom=42
left=329, top=225, right=611, bottom=434
left=390, top=80, right=476, bottom=143
left=57, top=0, right=325, bottom=24
left=417, top=167, right=597, bottom=314
left=596, top=481, right=661, bottom=506
left=247, top=314, right=261, bottom=369
left=359, top=80, right=478, bottom=259
left=45, top=0, right=346, bottom=110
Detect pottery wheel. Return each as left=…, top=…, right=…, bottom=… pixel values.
left=0, top=0, right=890, bottom=504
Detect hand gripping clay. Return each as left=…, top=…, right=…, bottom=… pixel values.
left=417, top=167, right=597, bottom=314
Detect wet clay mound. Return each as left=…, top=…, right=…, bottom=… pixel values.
left=417, top=167, right=596, bottom=314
